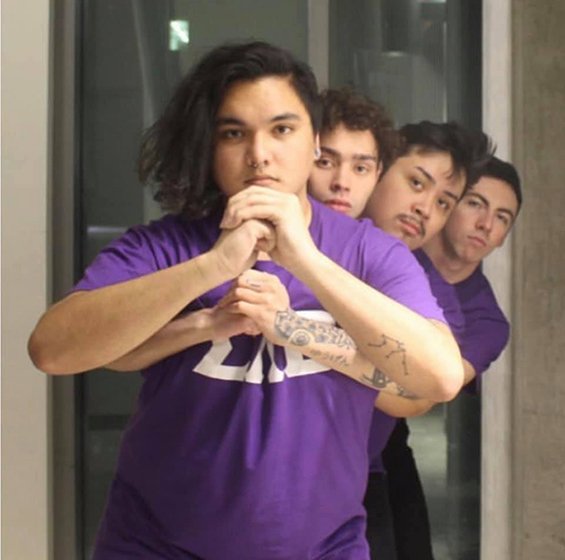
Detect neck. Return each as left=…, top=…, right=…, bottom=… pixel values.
left=297, top=188, right=313, bottom=226
left=422, top=236, right=478, bottom=284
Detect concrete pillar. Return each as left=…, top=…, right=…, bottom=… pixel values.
left=511, top=1, right=565, bottom=558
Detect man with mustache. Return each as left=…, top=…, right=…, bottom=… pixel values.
left=374, top=156, right=522, bottom=560
left=306, top=88, right=493, bottom=559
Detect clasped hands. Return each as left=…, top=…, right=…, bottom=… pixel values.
left=208, top=187, right=313, bottom=344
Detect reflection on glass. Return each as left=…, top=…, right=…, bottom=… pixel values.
left=169, top=20, right=190, bottom=51
left=328, top=1, right=482, bottom=559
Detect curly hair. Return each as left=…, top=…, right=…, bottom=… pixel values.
left=318, top=88, right=400, bottom=173
left=399, top=121, right=496, bottom=190
left=138, top=41, right=321, bottom=220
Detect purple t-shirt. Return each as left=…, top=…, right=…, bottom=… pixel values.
left=76, top=199, right=444, bottom=560
left=453, top=264, right=510, bottom=393
left=415, top=249, right=465, bottom=340
left=367, top=250, right=463, bottom=473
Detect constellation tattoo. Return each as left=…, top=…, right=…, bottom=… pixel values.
left=368, top=334, right=409, bottom=377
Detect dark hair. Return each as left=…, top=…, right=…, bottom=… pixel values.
left=480, top=156, right=523, bottom=211
left=399, top=121, right=495, bottom=189
left=139, top=41, right=321, bottom=219
left=319, top=88, right=400, bottom=172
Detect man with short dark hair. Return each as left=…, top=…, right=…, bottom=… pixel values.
left=380, top=156, right=522, bottom=560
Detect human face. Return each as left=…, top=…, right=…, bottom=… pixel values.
left=363, top=149, right=465, bottom=250
left=308, top=124, right=381, bottom=218
left=441, top=175, right=519, bottom=264
left=213, top=76, right=318, bottom=205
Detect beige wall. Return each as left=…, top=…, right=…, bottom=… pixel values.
left=1, top=1, right=52, bottom=559
left=511, top=1, right=565, bottom=559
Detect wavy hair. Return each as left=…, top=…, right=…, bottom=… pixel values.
left=319, top=88, right=400, bottom=173
left=139, top=41, right=321, bottom=219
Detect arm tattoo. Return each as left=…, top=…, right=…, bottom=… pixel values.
left=368, top=334, right=409, bottom=377
left=361, top=368, right=419, bottom=398
left=274, top=309, right=356, bottom=349
left=309, top=348, right=351, bottom=368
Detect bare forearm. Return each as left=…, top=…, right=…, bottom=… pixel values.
left=291, top=251, right=464, bottom=401
left=106, top=312, right=213, bottom=372
left=28, top=252, right=229, bottom=375
left=374, top=391, right=436, bottom=418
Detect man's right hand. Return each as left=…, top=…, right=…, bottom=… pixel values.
left=211, top=218, right=276, bottom=279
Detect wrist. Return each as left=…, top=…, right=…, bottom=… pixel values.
left=194, top=250, right=233, bottom=288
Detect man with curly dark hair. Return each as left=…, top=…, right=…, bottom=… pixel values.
left=308, top=88, right=400, bottom=218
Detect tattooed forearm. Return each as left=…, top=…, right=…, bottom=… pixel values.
left=309, top=348, right=351, bottom=369
left=361, top=368, right=419, bottom=398
left=275, top=309, right=356, bottom=349
left=362, top=368, right=390, bottom=389
left=368, top=334, right=409, bottom=377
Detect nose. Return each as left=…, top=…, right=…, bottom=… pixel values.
left=329, top=165, right=351, bottom=194
left=246, top=133, right=270, bottom=169
left=412, top=193, right=434, bottom=221
left=477, top=210, right=495, bottom=233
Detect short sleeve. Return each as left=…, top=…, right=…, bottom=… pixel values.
left=461, top=317, right=509, bottom=393
left=73, top=226, right=161, bottom=292
left=361, top=233, right=446, bottom=324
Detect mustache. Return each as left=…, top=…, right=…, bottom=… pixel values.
left=399, top=214, right=426, bottom=237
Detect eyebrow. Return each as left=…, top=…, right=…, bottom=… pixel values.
left=466, top=192, right=516, bottom=220
left=414, top=165, right=460, bottom=202
left=321, top=146, right=378, bottom=162
left=414, top=165, right=436, bottom=184
left=215, top=112, right=302, bottom=126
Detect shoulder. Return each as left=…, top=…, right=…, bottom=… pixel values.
left=456, top=267, right=508, bottom=326
left=310, top=199, right=414, bottom=267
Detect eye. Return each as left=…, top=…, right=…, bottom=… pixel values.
left=315, top=157, right=335, bottom=169
left=465, top=197, right=482, bottom=209
left=273, top=124, right=293, bottom=135
left=410, top=177, right=423, bottom=191
left=354, top=163, right=372, bottom=175
left=218, top=128, right=244, bottom=141
left=497, top=213, right=510, bottom=226
left=437, top=198, right=452, bottom=212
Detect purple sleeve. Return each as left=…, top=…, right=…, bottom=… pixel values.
left=362, top=235, right=446, bottom=323
left=460, top=317, right=509, bottom=393
left=73, top=225, right=162, bottom=292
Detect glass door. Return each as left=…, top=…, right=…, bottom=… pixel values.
left=76, top=1, right=482, bottom=557
left=327, top=2, right=482, bottom=558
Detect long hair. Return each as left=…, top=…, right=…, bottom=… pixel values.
left=138, top=41, right=321, bottom=220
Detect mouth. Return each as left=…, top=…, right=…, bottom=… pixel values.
left=468, top=235, right=487, bottom=248
left=244, top=175, right=278, bottom=186
left=398, top=215, right=424, bottom=238
left=324, top=199, right=352, bottom=213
